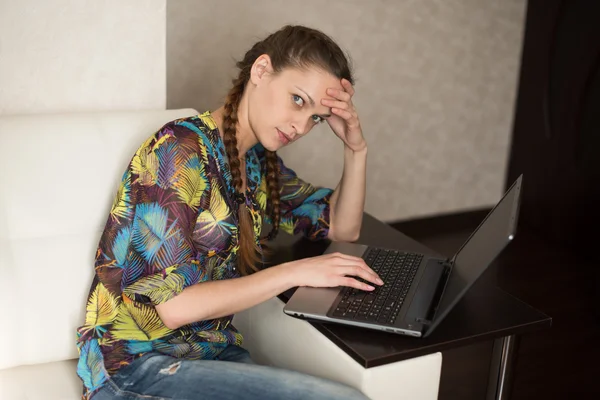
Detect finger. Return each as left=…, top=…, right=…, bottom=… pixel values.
left=333, top=261, right=382, bottom=281
left=327, top=252, right=375, bottom=271
left=321, top=98, right=351, bottom=110
left=341, top=79, right=355, bottom=96
left=340, top=266, right=382, bottom=286
left=326, top=88, right=352, bottom=102
left=331, top=107, right=357, bottom=123
left=341, top=277, right=374, bottom=291
left=357, top=264, right=383, bottom=284
left=327, top=253, right=381, bottom=281
left=327, top=254, right=382, bottom=284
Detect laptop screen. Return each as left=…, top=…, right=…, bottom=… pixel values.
left=428, top=175, right=523, bottom=331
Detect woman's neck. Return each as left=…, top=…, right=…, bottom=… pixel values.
left=211, top=90, right=257, bottom=157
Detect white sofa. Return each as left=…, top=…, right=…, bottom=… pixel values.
left=0, top=109, right=442, bottom=400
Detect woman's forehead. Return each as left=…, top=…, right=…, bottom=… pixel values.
left=282, top=68, right=343, bottom=89
left=279, top=67, right=343, bottom=96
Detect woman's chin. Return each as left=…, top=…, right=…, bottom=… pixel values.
left=259, top=139, right=283, bottom=152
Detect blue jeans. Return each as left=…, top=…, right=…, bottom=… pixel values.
left=93, top=345, right=370, bottom=400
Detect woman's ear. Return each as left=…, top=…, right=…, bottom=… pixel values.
left=250, top=54, right=273, bottom=86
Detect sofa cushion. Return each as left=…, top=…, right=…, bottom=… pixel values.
left=0, top=109, right=198, bottom=370
left=0, top=359, right=81, bottom=400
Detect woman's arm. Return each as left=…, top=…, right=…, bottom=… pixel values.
left=322, top=79, right=367, bottom=242
left=328, top=145, right=367, bottom=242
left=156, top=264, right=292, bottom=329
left=156, top=252, right=382, bottom=330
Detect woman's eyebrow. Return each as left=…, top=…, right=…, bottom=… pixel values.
left=295, top=86, right=331, bottom=118
left=295, top=86, right=315, bottom=106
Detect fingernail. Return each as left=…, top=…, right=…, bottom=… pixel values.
left=377, top=278, right=384, bottom=285
left=366, top=285, right=375, bottom=291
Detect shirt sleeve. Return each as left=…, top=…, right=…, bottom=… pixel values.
left=94, top=123, right=211, bottom=307
left=257, top=148, right=333, bottom=240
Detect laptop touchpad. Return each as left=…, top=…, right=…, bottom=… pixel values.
left=286, top=287, right=340, bottom=315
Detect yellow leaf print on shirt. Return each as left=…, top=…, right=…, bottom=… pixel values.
left=256, top=179, right=267, bottom=211
left=173, top=153, right=207, bottom=211
left=131, top=145, right=158, bottom=186
left=109, top=170, right=132, bottom=221
left=111, top=295, right=172, bottom=341
left=80, top=283, right=120, bottom=339
left=280, top=218, right=295, bottom=235
left=195, top=178, right=235, bottom=250
left=151, top=132, right=174, bottom=152
left=198, top=111, right=218, bottom=131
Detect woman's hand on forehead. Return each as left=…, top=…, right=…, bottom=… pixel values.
left=321, top=79, right=366, bottom=152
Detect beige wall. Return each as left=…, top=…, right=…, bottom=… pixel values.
left=0, top=0, right=166, bottom=115
left=167, top=0, right=526, bottom=222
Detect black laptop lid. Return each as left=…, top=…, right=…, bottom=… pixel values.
left=425, top=175, right=523, bottom=335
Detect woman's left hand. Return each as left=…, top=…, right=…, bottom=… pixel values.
left=321, top=79, right=367, bottom=152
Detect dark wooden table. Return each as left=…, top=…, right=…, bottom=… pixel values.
left=263, top=213, right=552, bottom=400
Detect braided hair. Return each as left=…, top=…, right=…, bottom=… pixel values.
left=222, top=25, right=353, bottom=275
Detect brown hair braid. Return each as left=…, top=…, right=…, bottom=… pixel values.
left=222, top=25, right=354, bottom=275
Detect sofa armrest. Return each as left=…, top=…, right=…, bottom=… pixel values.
left=232, top=297, right=442, bottom=400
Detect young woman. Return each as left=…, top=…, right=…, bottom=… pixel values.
left=77, top=24, right=382, bottom=400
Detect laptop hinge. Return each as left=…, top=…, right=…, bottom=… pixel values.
left=417, top=261, right=452, bottom=326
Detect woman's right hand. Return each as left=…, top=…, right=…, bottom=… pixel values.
left=282, top=252, right=384, bottom=291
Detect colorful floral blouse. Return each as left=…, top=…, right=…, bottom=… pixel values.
left=76, top=112, right=334, bottom=398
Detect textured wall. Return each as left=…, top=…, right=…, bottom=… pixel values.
left=167, top=0, right=526, bottom=222
left=0, top=0, right=166, bottom=115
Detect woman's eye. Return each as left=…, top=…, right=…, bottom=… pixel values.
left=312, top=115, right=324, bottom=124
left=292, top=95, right=304, bottom=107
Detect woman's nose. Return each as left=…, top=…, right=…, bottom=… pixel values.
left=291, top=120, right=310, bottom=136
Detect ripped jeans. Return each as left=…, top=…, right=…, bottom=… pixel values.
left=92, top=345, right=370, bottom=400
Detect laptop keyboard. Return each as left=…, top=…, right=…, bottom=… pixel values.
left=330, top=248, right=423, bottom=325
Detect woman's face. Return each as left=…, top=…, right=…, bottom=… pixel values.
left=247, top=55, right=344, bottom=151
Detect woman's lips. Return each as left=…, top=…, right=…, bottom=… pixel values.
left=277, top=129, right=291, bottom=145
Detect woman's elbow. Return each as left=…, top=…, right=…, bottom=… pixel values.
left=156, top=294, right=214, bottom=330
left=155, top=303, right=182, bottom=330
left=328, top=227, right=361, bottom=243
left=345, top=231, right=361, bottom=242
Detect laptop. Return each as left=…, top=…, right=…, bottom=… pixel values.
left=283, top=174, right=523, bottom=338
